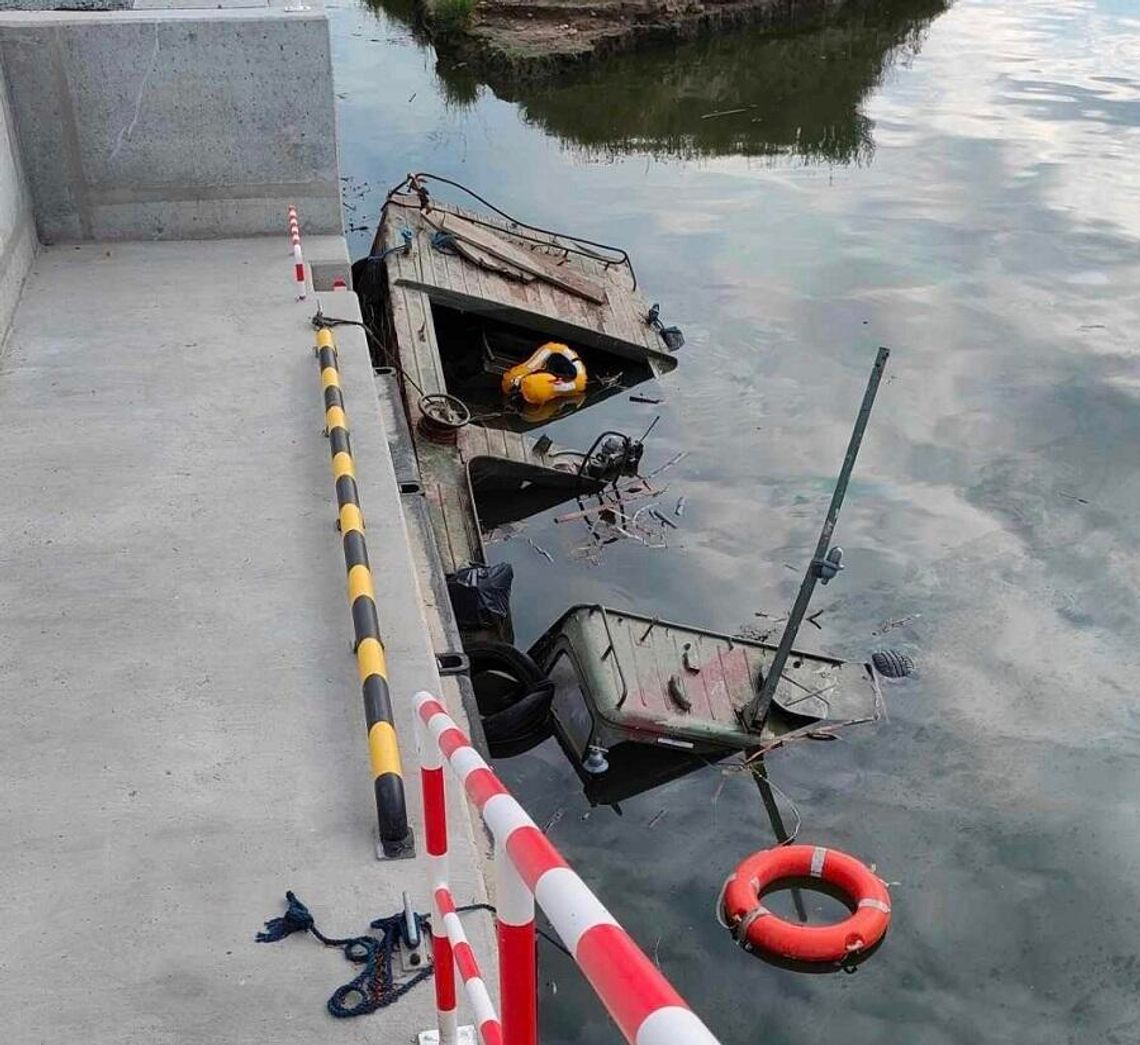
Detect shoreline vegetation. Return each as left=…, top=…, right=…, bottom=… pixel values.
left=412, top=0, right=870, bottom=80
left=368, top=0, right=949, bottom=165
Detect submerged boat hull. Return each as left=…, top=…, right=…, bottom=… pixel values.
left=358, top=183, right=678, bottom=592
left=530, top=605, right=881, bottom=762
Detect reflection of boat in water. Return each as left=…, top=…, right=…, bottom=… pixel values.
left=531, top=605, right=883, bottom=803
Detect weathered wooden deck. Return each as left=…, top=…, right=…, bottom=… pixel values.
left=381, top=193, right=675, bottom=371
left=378, top=193, right=675, bottom=576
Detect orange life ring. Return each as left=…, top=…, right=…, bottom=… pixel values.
left=721, top=845, right=891, bottom=963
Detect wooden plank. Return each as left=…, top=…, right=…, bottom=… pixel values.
left=401, top=284, right=446, bottom=396
left=555, top=249, right=609, bottom=330
left=611, top=281, right=652, bottom=351
left=508, top=431, right=531, bottom=464
left=386, top=192, right=422, bottom=212
left=392, top=278, right=674, bottom=369
left=388, top=286, right=425, bottom=397
left=416, top=221, right=464, bottom=395
left=408, top=250, right=448, bottom=395
left=389, top=204, right=675, bottom=368
left=386, top=207, right=422, bottom=283
left=462, top=427, right=491, bottom=461
left=543, top=266, right=593, bottom=328
left=457, top=426, right=479, bottom=459
left=419, top=198, right=639, bottom=309
left=453, top=239, right=535, bottom=283
left=501, top=258, right=537, bottom=313
left=388, top=207, right=669, bottom=361
left=396, top=284, right=427, bottom=395
left=428, top=216, right=468, bottom=295
left=530, top=271, right=588, bottom=334
left=437, top=212, right=609, bottom=305
left=420, top=208, right=534, bottom=285
left=516, top=240, right=584, bottom=323
left=447, top=467, right=484, bottom=566
left=423, top=483, right=454, bottom=575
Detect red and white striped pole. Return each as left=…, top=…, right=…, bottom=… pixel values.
left=288, top=204, right=305, bottom=299
left=416, top=708, right=459, bottom=1045
left=414, top=693, right=722, bottom=1045
left=436, top=885, right=504, bottom=1045
left=496, top=844, right=537, bottom=1045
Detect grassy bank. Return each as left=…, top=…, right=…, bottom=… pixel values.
left=417, top=0, right=869, bottom=80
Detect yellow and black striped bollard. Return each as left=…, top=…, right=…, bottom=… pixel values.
left=316, top=326, right=413, bottom=858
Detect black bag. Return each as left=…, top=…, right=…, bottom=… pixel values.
left=446, top=563, right=514, bottom=631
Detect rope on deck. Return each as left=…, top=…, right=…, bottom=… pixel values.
left=256, top=891, right=432, bottom=1018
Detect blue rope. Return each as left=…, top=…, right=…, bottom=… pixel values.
left=256, top=890, right=317, bottom=941
left=368, top=226, right=414, bottom=263
left=256, top=891, right=433, bottom=1019
left=430, top=230, right=459, bottom=255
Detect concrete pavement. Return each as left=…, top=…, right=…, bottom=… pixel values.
left=0, top=237, right=492, bottom=1044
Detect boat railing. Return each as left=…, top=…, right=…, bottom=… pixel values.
left=313, top=325, right=414, bottom=858
left=594, top=604, right=631, bottom=708
left=388, top=171, right=639, bottom=290
left=412, top=689, right=724, bottom=1045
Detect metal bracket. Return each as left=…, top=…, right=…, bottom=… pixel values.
left=375, top=829, right=416, bottom=862
left=398, top=891, right=430, bottom=974
left=646, top=302, right=685, bottom=351
left=812, top=546, right=844, bottom=586
left=582, top=745, right=610, bottom=775
left=436, top=651, right=470, bottom=676
left=399, top=938, right=430, bottom=975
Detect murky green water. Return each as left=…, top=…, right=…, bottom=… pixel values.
left=330, top=1, right=1140, bottom=1040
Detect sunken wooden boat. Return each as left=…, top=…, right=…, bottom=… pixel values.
left=522, top=349, right=890, bottom=795
left=530, top=605, right=883, bottom=800
left=355, top=174, right=680, bottom=601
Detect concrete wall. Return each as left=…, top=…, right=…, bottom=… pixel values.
left=0, top=49, right=34, bottom=343
left=0, top=1, right=131, bottom=10
left=0, top=8, right=342, bottom=241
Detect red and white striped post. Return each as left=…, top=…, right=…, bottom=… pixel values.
left=288, top=204, right=305, bottom=299
left=417, top=708, right=459, bottom=1044
left=496, top=841, right=537, bottom=1045
left=436, top=885, right=504, bottom=1045
left=414, top=692, right=723, bottom=1045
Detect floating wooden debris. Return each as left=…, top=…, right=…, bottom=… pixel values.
left=872, top=614, right=919, bottom=635
left=525, top=537, right=555, bottom=563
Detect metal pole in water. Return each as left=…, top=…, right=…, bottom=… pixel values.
left=750, top=759, right=808, bottom=923
left=744, top=346, right=890, bottom=730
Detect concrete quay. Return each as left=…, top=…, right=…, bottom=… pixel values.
left=0, top=3, right=496, bottom=1042
left=0, top=237, right=495, bottom=1045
